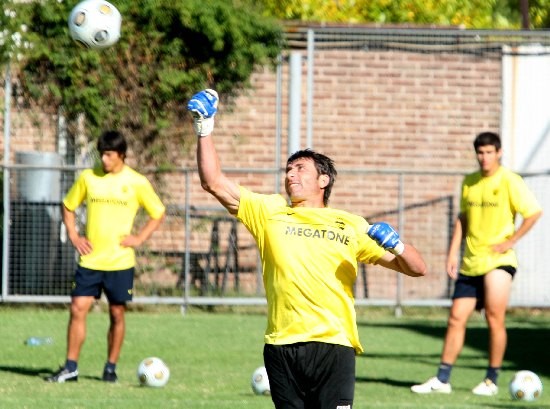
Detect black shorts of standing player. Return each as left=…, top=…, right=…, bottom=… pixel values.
left=264, top=341, right=355, bottom=409
left=71, top=265, right=135, bottom=304
left=452, top=265, right=517, bottom=311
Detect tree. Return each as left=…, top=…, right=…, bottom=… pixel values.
left=11, top=0, right=283, bottom=167
left=1, top=1, right=32, bottom=66
left=529, top=0, right=550, bottom=27
left=255, top=0, right=550, bottom=29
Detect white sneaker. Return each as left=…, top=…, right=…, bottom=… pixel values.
left=472, top=379, right=498, bottom=396
left=411, top=377, right=452, bottom=394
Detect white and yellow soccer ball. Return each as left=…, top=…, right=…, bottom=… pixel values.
left=137, top=357, right=170, bottom=388
left=68, top=0, right=121, bottom=49
left=509, top=370, right=543, bottom=401
left=251, top=366, right=270, bottom=396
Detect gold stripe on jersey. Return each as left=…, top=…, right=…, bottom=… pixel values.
left=460, top=166, right=541, bottom=276
left=237, top=186, right=385, bottom=354
left=63, top=166, right=165, bottom=271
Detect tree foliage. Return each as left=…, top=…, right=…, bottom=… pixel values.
left=9, top=0, right=283, bottom=166
left=257, top=0, right=550, bottom=29
left=1, top=1, right=33, bottom=66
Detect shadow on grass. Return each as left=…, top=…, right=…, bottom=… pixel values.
left=357, top=320, right=550, bottom=378
left=0, top=365, right=53, bottom=377
left=0, top=365, right=106, bottom=382
left=355, top=375, right=413, bottom=388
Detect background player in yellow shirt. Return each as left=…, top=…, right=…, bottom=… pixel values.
left=188, top=90, right=427, bottom=409
left=412, top=132, right=542, bottom=396
left=46, top=130, right=165, bottom=383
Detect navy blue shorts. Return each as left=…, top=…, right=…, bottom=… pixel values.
left=71, top=265, right=135, bottom=304
left=264, top=342, right=355, bottom=409
left=452, top=266, right=516, bottom=310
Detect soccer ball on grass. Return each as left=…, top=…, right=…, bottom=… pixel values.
left=251, top=366, right=270, bottom=396
left=68, top=0, right=121, bottom=49
left=137, top=357, right=170, bottom=388
left=509, top=370, right=543, bottom=401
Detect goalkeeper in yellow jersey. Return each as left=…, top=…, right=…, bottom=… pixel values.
left=412, top=132, right=542, bottom=397
left=188, top=90, right=427, bottom=409
left=46, top=130, right=165, bottom=383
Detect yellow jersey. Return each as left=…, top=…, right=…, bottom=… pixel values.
left=460, top=166, right=541, bottom=276
left=63, top=166, right=165, bottom=271
left=237, top=186, right=385, bottom=354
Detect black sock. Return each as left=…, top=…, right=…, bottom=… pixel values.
left=104, top=361, right=116, bottom=372
left=65, top=360, right=77, bottom=372
left=436, top=362, right=453, bottom=383
left=486, top=367, right=500, bottom=385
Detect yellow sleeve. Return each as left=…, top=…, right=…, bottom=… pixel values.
left=508, top=173, right=542, bottom=218
left=63, top=170, right=88, bottom=211
left=136, top=175, right=165, bottom=220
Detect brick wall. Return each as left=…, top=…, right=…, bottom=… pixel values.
left=1, top=47, right=502, bottom=300
left=1, top=48, right=501, bottom=185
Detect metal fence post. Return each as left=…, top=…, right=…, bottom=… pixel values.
left=395, top=173, right=404, bottom=317
left=182, top=170, right=191, bottom=315
left=2, top=62, right=12, bottom=301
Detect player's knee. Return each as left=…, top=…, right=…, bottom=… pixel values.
left=484, top=310, right=505, bottom=328
left=447, top=313, right=467, bottom=329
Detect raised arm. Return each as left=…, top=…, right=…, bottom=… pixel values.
left=188, top=90, right=240, bottom=215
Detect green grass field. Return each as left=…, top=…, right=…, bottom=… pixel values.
left=0, top=305, right=549, bottom=409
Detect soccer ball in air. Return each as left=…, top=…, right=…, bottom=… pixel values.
left=509, top=370, right=543, bottom=401
left=68, top=0, right=121, bottom=49
left=137, top=357, right=170, bottom=388
left=251, top=366, right=270, bottom=396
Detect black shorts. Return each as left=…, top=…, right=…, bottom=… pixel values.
left=264, top=342, right=355, bottom=409
left=71, top=265, right=135, bottom=304
left=452, top=266, right=516, bottom=310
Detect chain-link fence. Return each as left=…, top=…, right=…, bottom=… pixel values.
left=2, top=163, right=548, bottom=308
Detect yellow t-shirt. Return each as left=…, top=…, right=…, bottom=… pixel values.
left=460, top=166, right=541, bottom=276
left=237, top=186, right=385, bottom=354
left=63, top=166, right=165, bottom=271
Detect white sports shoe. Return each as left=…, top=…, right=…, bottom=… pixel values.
left=472, top=379, right=498, bottom=396
left=411, top=377, right=452, bottom=394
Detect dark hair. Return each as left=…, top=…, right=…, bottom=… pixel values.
left=473, top=132, right=501, bottom=151
left=287, top=149, right=337, bottom=206
left=97, top=130, right=127, bottom=156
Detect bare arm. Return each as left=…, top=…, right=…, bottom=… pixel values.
left=446, top=213, right=466, bottom=279
left=492, top=210, right=542, bottom=254
left=376, top=244, right=427, bottom=277
left=120, top=213, right=165, bottom=248
left=197, top=134, right=241, bottom=215
left=62, top=204, right=93, bottom=255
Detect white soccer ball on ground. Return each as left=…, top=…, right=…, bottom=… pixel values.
left=509, top=370, right=543, bottom=401
left=251, top=365, right=270, bottom=396
left=137, top=357, right=170, bottom=388
left=68, top=0, right=121, bottom=49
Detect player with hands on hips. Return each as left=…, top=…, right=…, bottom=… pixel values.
left=187, top=89, right=427, bottom=409
left=411, top=131, right=542, bottom=397
left=46, top=130, right=165, bottom=384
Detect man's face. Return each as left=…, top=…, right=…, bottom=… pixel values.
left=285, top=157, right=327, bottom=206
left=476, top=144, right=501, bottom=176
left=101, top=150, right=124, bottom=173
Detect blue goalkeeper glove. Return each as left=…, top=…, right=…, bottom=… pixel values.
left=367, top=222, right=405, bottom=255
left=187, top=89, right=219, bottom=137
